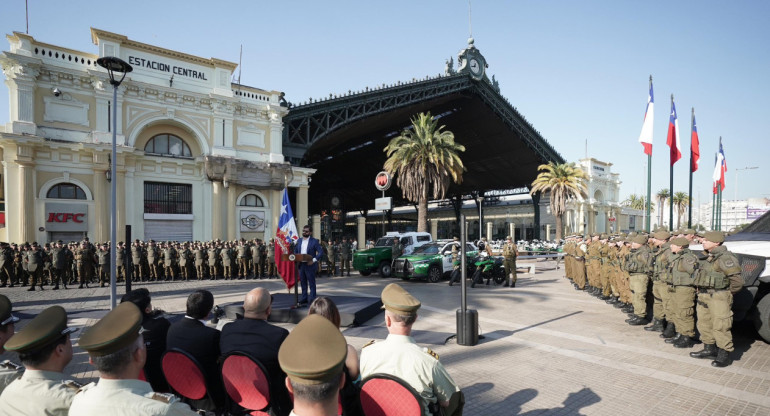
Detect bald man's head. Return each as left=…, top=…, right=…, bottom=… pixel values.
left=244, top=287, right=272, bottom=319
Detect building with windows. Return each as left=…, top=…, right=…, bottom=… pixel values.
left=694, top=198, right=770, bottom=232
left=0, top=29, right=313, bottom=243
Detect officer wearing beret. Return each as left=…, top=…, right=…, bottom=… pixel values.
left=360, top=284, right=462, bottom=416
left=689, top=231, right=742, bottom=367
left=70, top=302, right=197, bottom=415
left=278, top=314, right=347, bottom=416
left=624, top=235, right=653, bottom=325
left=666, top=237, right=699, bottom=348
left=646, top=231, right=671, bottom=333
left=0, top=295, right=22, bottom=394
left=0, top=306, right=79, bottom=415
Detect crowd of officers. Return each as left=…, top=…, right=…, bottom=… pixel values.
left=0, top=237, right=288, bottom=291
left=563, top=228, right=743, bottom=368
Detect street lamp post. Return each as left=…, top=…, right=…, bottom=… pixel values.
left=477, top=196, right=484, bottom=241
left=97, top=57, right=132, bottom=310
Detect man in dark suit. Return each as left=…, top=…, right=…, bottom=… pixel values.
left=294, top=225, right=323, bottom=305
left=166, top=289, right=224, bottom=411
left=121, top=288, right=171, bottom=392
left=220, top=287, right=291, bottom=416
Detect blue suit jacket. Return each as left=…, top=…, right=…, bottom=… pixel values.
left=294, top=237, right=323, bottom=265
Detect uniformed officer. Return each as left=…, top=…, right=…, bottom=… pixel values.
left=624, top=234, right=653, bottom=325
left=689, top=231, right=743, bottom=367
left=97, top=244, right=111, bottom=287
left=51, top=241, right=68, bottom=290
left=278, top=314, right=348, bottom=416
left=327, top=240, right=337, bottom=277
left=646, top=231, right=671, bottom=332
left=146, top=241, right=159, bottom=281
left=25, top=242, right=44, bottom=291
left=0, top=306, right=80, bottom=415
left=207, top=243, right=219, bottom=280
left=360, top=284, right=463, bottom=416
left=448, top=238, right=463, bottom=287
left=76, top=242, right=95, bottom=289
left=162, top=243, right=177, bottom=281
left=573, top=236, right=588, bottom=290
left=0, top=295, right=22, bottom=395
left=236, top=241, right=249, bottom=279
left=0, top=243, right=13, bottom=288
left=249, top=240, right=261, bottom=279
left=502, top=236, right=518, bottom=288
left=340, top=237, right=352, bottom=276
left=220, top=243, right=233, bottom=279
left=178, top=243, right=192, bottom=281
left=115, top=242, right=126, bottom=282
left=256, top=239, right=268, bottom=278
left=131, top=240, right=144, bottom=282
left=666, top=237, right=698, bottom=348
left=586, top=234, right=602, bottom=295
left=71, top=302, right=198, bottom=415
left=266, top=238, right=276, bottom=278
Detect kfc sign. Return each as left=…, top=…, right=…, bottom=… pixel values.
left=47, top=213, right=85, bottom=223
left=44, top=203, right=88, bottom=232
left=375, top=171, right=391, bottom=191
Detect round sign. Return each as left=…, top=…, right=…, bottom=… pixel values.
left=375, top=171, right=391, bottom=191
left=609, top=217, right=616, bottom=222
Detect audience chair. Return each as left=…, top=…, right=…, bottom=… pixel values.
left=162, top=348, right=219, bottom=413
left=360, top=373, right=424, bottom=416
left=221, top=351, right=273, bottom=416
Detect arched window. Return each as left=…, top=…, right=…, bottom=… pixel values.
left=144, top=134, right=192, bottom=157
left=47, top=183, right=87, bottom=200
left=238, top=194, right=264, bottom=207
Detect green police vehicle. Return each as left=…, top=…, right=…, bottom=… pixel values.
left=353, top=232, right=432, bottom=278
left=393, top=240, right=479, bottom=283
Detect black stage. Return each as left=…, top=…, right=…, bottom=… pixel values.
left=218, top=293, right=382, bottom=327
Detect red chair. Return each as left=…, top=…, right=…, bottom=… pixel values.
left=138, top=368, right=147, bottom=382
left=161, top=348, right=214, bottom=409
left=221, top=352, right=272, bottom=416
left=360, top=374, right=424, bottom=416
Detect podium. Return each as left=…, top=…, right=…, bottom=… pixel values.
left=281, top=253, right=314, bottom=264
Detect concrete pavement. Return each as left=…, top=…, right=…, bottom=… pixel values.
left=2, top=262, right=769, bottom=415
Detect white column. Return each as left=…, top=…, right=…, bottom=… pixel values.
left=312, top=215, right=321, bottom=239
left=486, top=221, right=493, bottom=241
left=357, top=216, right=366, bottom=250
left=509, top=223, right=516, bottom=240
left=212, top=181, right=224, bottom=240
left=430, top=219, right=438, bottom=240
left=297, top=185, right=309, bottom=230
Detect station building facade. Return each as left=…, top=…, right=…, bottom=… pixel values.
left=0, top=29, right=313, bottom=244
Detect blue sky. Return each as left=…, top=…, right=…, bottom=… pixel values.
left=2, top=0, right=768, bottom=206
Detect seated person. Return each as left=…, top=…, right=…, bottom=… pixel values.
left=278, top=315, right=347, bottom=416
left=309, top=297, right=363, bottom=416
left=0, top=306, right=79, bottom=415
left=220, top=287, right=291, bottom=416
left=360, top=283, right=463, bottom=416
left=121, top=288, right=171, bottom=392
left=166, top=290, right=223, bottom=411
left=0, top=294, right=22, bottom=394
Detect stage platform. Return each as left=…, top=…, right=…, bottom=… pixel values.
left=217, top=293, right=382, bottom=327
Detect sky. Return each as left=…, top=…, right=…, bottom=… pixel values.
left=1, top=0, right=769, bottom=207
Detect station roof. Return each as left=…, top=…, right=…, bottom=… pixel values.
left=283, top=72, right=564, bottom=214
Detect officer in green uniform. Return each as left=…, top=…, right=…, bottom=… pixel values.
left=193, top=243, right=206, bottom=280
left=236, top=241, right=248, bottom=279
left=360, top=284, right=463, bottom=416
left=97, top=244, right=111, bottom=287
left=340, top=237, right=352, bottom=276
left=207, top=243, right=219, bottom=280
left=666, top=237, right=698, bottom=348
left=502, top=236, right=518, bottom=288
left=51, top=241, right=69, bottom=290
left=0, top=306, right=80, bottom=415
left=624, top=234, right=653, bottom=325
left=220, top=243, right=233, bottom=279
left=0, top=295, right=22, bottom=395
left=266, top=238, right=276, bottom=278
left=574, top=236, right=588, bottom=290
left=115, top=242, right=126, bottom=282
left=646, top=231, right=671, bottom=332
left=25, top=242, right=44, bottom=291
left=131, top=240, right=144, bottom=282
left=448, top=238, right=463, bottom=287
left=146, top=241, right=159, bottom=282
left=0, top=243, right=14, bottom=288
left=71, top=302, right=198, bottom=415
left=689, top=231, right=743, bottom=367
left=327, top=240, right=337, bottom=277
left=586, top=234, right=601, bottom=295
left=278, top=314, right=348, bottom=416
left=162, top=243, right=177, bottom=281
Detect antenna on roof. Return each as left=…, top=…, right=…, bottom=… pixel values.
left=238, top=44, right=243, bottom=85
left=468, top=0, right=473, bottom=38
left=25, top=0, right=29, bottom=34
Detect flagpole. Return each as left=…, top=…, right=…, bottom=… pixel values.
left=711, top=189, right=716, bottom=230
left=669, top=94, right=675, bottom=231
left=688, top=108, right=694, bottom=228
left=644, top=75, right=653, bottom=232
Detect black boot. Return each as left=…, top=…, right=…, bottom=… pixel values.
left=665, top=333, right=682, bottom=344
left=625, top=316, right=649, bottom=326
left=613, top=300, right=625, bottom=308
left=606, top=296, right=619, bottom=304
left=711, top=348, right=731, bottom=367
left=673, top=335, right=695, bottom=348
left=690, top=343, right=717, bottom=359
left=644, top=318, right=665, bottom=332
left=621, top=304, right=634, bottom=314
left=660, top=322, right=676, bottom=339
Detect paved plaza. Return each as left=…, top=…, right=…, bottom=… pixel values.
left=2, top=260, right=769, bottom=415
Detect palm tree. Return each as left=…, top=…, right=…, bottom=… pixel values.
left=623, top=194, right=650, bottom=211
left=530, top=162, right=587, bottom=240
left=656, top=188, right=670, bottom=228
left=672, top=191, right=690, bottom=229
left=383, top=112, right=466, bottom=232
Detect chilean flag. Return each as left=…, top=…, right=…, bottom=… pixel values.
left=712, top=138, right=727, bottom=193
left=637, top=80, right=654, bottom=156
left=666, top=97, right=682, bottom=165
left=691, top=110, right=700, bottom=172
left=275, top=188, right=299, bottom=288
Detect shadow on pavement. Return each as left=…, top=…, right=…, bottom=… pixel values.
left=517, top=387, right=601, bottom=415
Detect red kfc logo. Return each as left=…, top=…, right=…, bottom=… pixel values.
left=47, top=213, right=85, bottom=223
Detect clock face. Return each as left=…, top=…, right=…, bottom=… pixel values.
left=331, top=196, right=340, bottom=207
left=469, top=58, right=480, bottom=75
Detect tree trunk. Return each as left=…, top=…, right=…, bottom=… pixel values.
left=556, top=214, right=564, bottom=241
left=417, top=187, right=429, bottom=232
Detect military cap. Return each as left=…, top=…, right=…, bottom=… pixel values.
left=506, top=236, right=512, bottom=240
left=78, top=302, right=143, bottom=356
left=453, top=236, right=459, bottom=242
left=600, top=233, right=608, bottom=240
left=583, top=234, right=590, bottom=240
left=631, top=235, right=648, bottom=245
left=670, top=237, right=690, bottom=247
left=653, top=230, right=671, bottom=240
left=0, top=294, right=19, bottom=326
left=4, top=306, right=77, bottom=353
left=31, top=242, right=38, bottom=247
left=380, top=283, right=421, bottom=316
left=703, top=231, right=725, bottom=243
left=57, top=240, right=63, bottom=244
left=684, top=228, right=696, bottom=235
left=278, top=315, right=346, bottom=385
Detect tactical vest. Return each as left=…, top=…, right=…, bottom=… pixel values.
left=653, top=246, right=672, bottom=283
left=694, top=247, right=739, bottom=290
left=670, top=249, right=698, bottom=286
left=624, top=247, right=651, bottom=275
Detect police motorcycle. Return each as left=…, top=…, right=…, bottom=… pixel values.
left=470, top=252, right=505, bottom=288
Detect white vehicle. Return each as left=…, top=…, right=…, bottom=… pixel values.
left=384, top=231, right=433, bottom=255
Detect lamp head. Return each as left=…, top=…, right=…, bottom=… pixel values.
left=97, top=57, right=133, bottom=86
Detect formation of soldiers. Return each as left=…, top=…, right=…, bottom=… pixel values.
left=320, top=236, right=355, bottom=277
left=563, top=228, right=743, bottom=368
left=0, top=237, right=285, bottom=290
